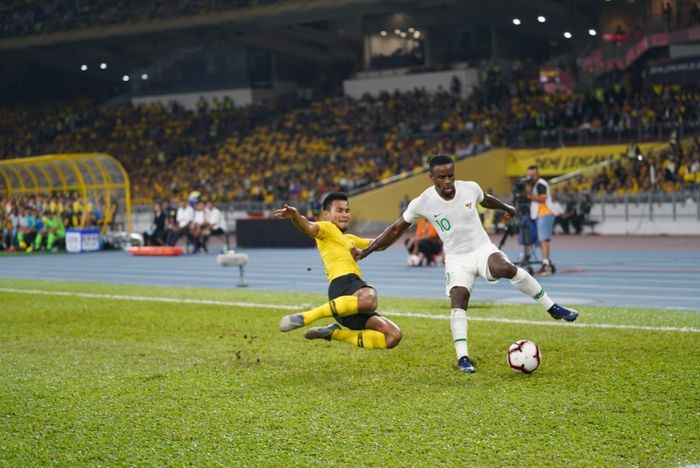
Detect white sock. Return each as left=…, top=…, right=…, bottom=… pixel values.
left=450, top=308, right=468, bottom=359
left=509, top=268, right=555, bottom=309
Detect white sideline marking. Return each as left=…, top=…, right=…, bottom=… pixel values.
left=385, top=311, right=700, bottom=333
left=0, top=287, right=299, bottom=310
left=1, top=287, right=699, bottom=334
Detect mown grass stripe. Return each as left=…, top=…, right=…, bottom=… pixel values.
left=1, top=287, right=698, bottom=334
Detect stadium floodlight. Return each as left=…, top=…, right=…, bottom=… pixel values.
left=589, top=29, right=597, bottom=36
left=100, top=62, right=107, bottom=70
left=408, top=27, right=415, bottom=33
left=394, top=29, right=401, bottom=35
left=380, top=30, right=387, bottom=36
left=564, top=31, right=572, bottom=39
left=400, top=32, right=407, bottom=38
left=537, top=16, right=546, bottom=23
left=80, top=64, right=88, bottom=71
left=413, top=31, right=421, bottom=39
left=513, top=18, right=521, bottom=26
left=141, top=73, right=149, bottom=80
left=122, top=75, right=130, bottom=82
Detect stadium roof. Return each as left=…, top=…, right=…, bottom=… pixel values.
left=1, top=0, right=603, bottom=96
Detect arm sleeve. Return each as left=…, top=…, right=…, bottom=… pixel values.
left=472, top=181, right=485, bottom=203
left=314, top=221, right=329, bottom=240
left=346, top=234, right=372, bottom=249
left=402, top=196, right=423, bottom=224
left=536, top=182, right=548, bottom=195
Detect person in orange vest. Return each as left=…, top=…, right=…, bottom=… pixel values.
left=405, top=218, right=443, bottom=266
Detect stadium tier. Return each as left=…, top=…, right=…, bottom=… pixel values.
left=2, top=81, right=698, bottom=205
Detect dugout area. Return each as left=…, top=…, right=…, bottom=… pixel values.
left=0, top=153, right=131, bottom=233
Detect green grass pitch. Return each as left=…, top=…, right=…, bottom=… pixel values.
left=1, top=278, right=699, bottom=466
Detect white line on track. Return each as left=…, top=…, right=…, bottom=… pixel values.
left=2, top=287, right=699, bottom=333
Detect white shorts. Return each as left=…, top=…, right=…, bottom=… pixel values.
left=444, top=242, right=502, bottom=295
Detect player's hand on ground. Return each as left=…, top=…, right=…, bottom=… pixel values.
left=273, top=204, right=298, bottom=219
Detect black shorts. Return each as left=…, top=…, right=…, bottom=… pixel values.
left=328, top=273, right=378, bottom=330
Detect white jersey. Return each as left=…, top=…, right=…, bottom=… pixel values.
left=205, top=207, right=227, bottom=231
left=176, top=205, right=194, bottom=228
left=193, top=209, right=206, bottom=226
left=403, top=180, right=490, bottom=256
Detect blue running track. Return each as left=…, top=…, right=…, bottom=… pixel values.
left=2, top=235, right=699, bottom=312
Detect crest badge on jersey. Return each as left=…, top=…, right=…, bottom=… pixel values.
left=465, top=202, right=472, bottom=209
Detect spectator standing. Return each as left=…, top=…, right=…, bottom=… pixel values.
left=691, top=3, right=700, bottom=26
left=526, top=165, right=559, bottom=275
left=664, top=1, right=673, bottom=31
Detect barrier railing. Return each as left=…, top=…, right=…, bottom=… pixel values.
left=593, top=190, right=700, bottom=222
left=506, top=120, right=699, bottom=148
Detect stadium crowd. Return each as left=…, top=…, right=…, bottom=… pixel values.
left=478, top=67, right=700, bottom=146
left=1, top=73, right=699, bottom=206
left=0, top=89, right=492, bottom=204
left=564, top=138, right=700, bottom=195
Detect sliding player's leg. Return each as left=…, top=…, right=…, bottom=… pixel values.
left=304, top=286, right=402, bottom=350
left=280, top=274, right=372, bottom=331
left=280, top=295, right=360, bottom=331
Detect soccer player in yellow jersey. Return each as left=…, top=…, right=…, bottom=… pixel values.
left=274, top=192, right=402, bottom=350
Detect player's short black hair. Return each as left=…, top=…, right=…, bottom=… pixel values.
left=528, top=165, right=538, bottom=171
left=322, top=192, right=348, bottom=211
left=429, top=154, right=454, bottom=171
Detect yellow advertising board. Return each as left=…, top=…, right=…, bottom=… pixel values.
left=506, top=143, right=666, bottom=177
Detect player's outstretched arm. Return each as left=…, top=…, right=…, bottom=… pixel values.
left=481, top=194, right=516, bottom=217
left=355, top=217, right=412, bottom=260
left=273, top=204, right=319, bottom=238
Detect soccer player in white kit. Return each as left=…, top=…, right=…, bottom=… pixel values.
left=355, top=155, right=578, bottom=374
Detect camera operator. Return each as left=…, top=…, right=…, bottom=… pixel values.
left=525, top=165, right=558, bottom=275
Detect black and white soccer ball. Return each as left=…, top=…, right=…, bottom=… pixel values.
left=507, top=339, right=541, bottom=374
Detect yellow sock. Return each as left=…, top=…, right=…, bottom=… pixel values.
left=331, top=329, right=387, bottom=349
left=302, top=295, right=358, bottom=325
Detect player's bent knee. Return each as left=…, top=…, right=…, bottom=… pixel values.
left=449, top=286, right=469, bottom=307
left=497, top=263, right=518, bottom=279
left=385, top=328, right=403, bottom=349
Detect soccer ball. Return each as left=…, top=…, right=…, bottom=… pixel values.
left=407, top=254, right=421, bottom=266
left=507, top=340, right=541, bottom=374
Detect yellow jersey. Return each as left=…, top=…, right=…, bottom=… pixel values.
left=314, top=221, right=371, bottom=282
